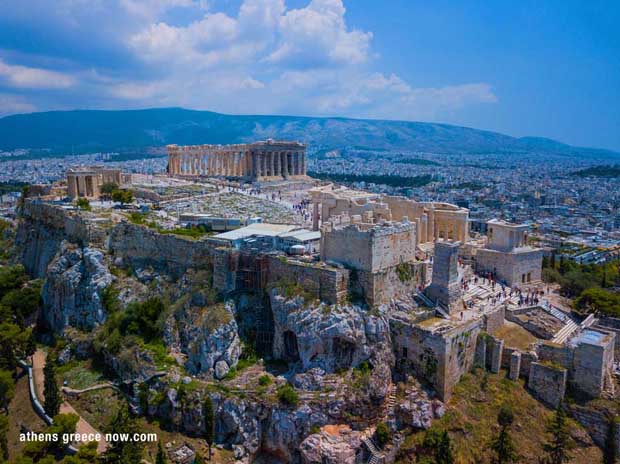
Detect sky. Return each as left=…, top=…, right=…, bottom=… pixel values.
left=0, top=0, right=618, bottom=150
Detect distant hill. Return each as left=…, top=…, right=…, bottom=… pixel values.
left=571, top=165, right=620, bottom=178
left=0, top=107, right=617, bottom=158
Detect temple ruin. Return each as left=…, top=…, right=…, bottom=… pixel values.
left=66, top=166, right=125, bottom=199
left=167, top=139, right=307, bottom=181
left=309, top=185, right=469, bottom=245
left=475, top=219, right=543, bottom=286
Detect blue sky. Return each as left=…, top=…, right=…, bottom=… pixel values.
left=0, top=0, right=618, bottom=150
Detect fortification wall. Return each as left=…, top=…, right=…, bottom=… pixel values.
left=266, top=256, right=349, bottom=305
left=108, top=222, right=216, bottom=277
left=391, top=317, right=482, bottom=400
left=355, top=261, right=426, bottom=306
left=528, top=362, right=567, bottom=408
left=322, top=222, right=416, bottom=273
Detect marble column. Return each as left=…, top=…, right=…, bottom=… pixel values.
left=255, top=153, right=261, bottom=178
left=282, top=152, right=289, bottom=177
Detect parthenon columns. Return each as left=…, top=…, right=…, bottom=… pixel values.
left=166, top=142, right=307, bottom=180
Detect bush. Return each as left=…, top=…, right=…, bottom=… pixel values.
left=375, top=422, right=391, bottom=447
left=276, top=384, right=299, bottom=407
left=258, top=374, right=272, bottom=386
left=75, top=197, right=91, bottom=211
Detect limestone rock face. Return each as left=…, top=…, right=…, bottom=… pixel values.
left=163, top=301, right=241, bottom=378
left=395, top=381, right=445, bottom=430
left=299, top=426, right=363, bottom=464
left=42, top=242, right=112, bottom=332
left=263, top=405, right=329, bottom=463
left=270, top=290, right=394, bottom=374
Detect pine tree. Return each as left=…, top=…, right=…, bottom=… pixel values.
left=490, top=405, right=518, bottom=464
left=604, top=416, right=618, bottom=464
left=543, top=404, right=574, bottom=464
left=204, top=395, right=215, bottom=460
left=0, top=414, right=9, bottom=462
left=43, top=352, right=61, bottom=418
left=156, top=440, right=168, bottom=464
left=436, top=430, right=454, bottom=464
left=102, top=405, right=144, bottom=464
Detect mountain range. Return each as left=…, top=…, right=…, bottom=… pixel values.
left=0, top=107, right=617, bottom=158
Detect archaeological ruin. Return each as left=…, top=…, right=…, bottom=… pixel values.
left=66, top=166, right=125, bottom=199
left=167, top=139, right=307, bottom=181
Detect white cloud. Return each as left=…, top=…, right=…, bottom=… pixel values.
left=0, top=94, right=36, bottom=116
left=266, top=0, right=372, bottom=66
left=0, top=0, right=497, bottom=123
left=0, top=59, right=75, bottom=89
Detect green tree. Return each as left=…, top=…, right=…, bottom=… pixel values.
left=43, top=352, right=61, bottom=418
left=0, top=414, right=8, bottom=462
left=603, top=416, right=618, bottom=464
left=22, top=413, right=79, bottom=461
left=0, top=370, right=15, bottom=412
left=0, top=323, right=34, bottom=370
left=543, top=404, right=574, bottom=464
left=102, top=405, right=143, bottom=464
left=111, top=189, right=133, bottom=205
left=204, top=396, right=215, bottom=460
left=375, top=422, right=390, bottom=448
left=419, top=427, right=453, bottom=464
left=75, top=197, right=91, bottom=211
left=156, top=440, right=168, bottom=464
left=575, top=287, right=620, bottom=317
left=436, top=430, right=454, bottom=464
left=490, top=405, right=518, bottom=464
left=100, top=182, right=118, bottom=200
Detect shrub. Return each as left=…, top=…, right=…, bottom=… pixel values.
left=276, top=384, right=299, bottom=407
left=258, top=374, right=272, bottom=386
left=375, top=422, right=391, bottom=447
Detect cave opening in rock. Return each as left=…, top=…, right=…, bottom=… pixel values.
left=283, top=330, right=300, bottom=362
left=332, top=337, right=355, bottom=370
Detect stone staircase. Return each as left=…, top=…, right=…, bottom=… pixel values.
left=362, top=436, right=382, bottom=464
left=360, top=383, right=398, bottom=464
left=541, top=302, right=581, bottom=344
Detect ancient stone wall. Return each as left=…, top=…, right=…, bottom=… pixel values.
left=528, top=362, right=567, bottom=408
left=353, top=261, right=426, bottom=307
left=108, top=222, right=216, bottom=277
left=266, top=256, right=349, bottom=305
left=321, top=221, right=416, bottom=273
left=391, top=317, right=482, bottom=400
left=572, top=332, right=615, bottom=398
left=483, top=305, right=505, bottom=335
left=475, top=248, right=543, bottom=286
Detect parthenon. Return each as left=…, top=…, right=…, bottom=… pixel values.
left=167, top=139, right=307, bottom=181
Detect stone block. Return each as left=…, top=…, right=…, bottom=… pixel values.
left=489, top=338, right=504, bottom=373
left=509, top=351, right=521, bottom=381
left=528, top=362, right=567, bottom=408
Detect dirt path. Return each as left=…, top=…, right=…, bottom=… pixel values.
left=31, top=350, right=108, bottom=453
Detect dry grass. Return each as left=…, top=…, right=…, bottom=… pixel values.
left=6, top=371, right=47, bottom=461
left=494, top=321, right=539, bottom=351
left=397, top=368, right=602, bottom=464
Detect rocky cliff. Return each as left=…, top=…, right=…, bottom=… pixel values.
left=42, top=241, right=112, bottom=332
